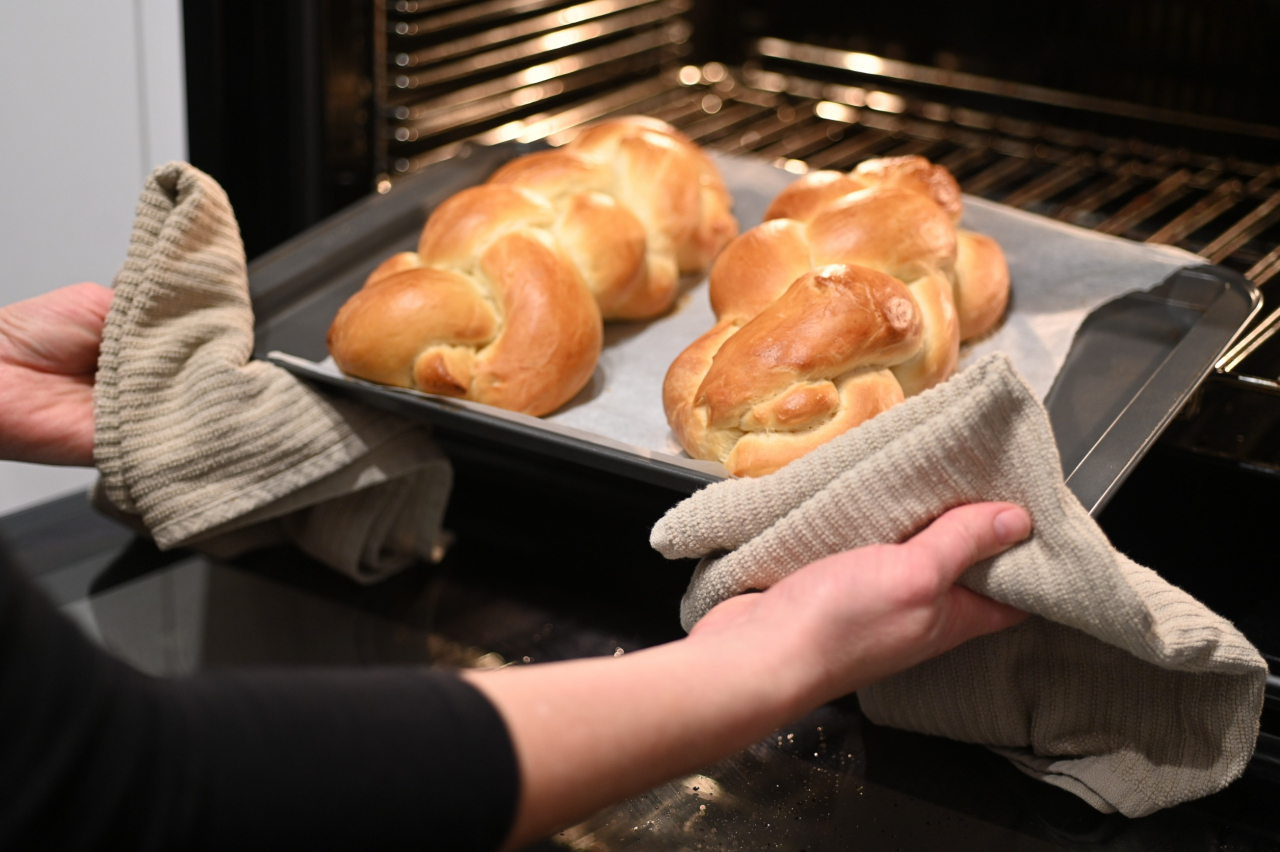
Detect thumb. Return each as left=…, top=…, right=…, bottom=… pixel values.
left=905, top=502, right=1032, bottom=586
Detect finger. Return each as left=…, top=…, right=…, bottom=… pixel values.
left=66, top=282, right=115, bottom=322
left=904, top=502, right=1031, bottom=586
left=936, top=586, right=1029, bottom=654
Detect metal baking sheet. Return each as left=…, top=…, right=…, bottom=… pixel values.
left=253, top=143, right=1259, bottom=512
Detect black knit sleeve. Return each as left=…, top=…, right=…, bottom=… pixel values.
left=0, top=555, right=519, bottom=852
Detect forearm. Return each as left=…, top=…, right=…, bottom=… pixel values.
left=0, top=550, right=518, bottom=852
left=470, top=504, right=1033, bottom=850
left=465, top=626, right=814, bottom=850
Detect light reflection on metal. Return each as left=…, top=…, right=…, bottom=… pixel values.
left=393, top=27, right=684, bottom=130
left=756, top=37, right=1280, bottom=141
left=530, top=76, right=680, bottom=143
left=519, top=120, right=555, bottom=143
left=814, top=101, right=857, bottom=124
left=394, top=0, right=670, bottom=67
left=677, top=64, right=700, bottom=85
left=1202, top=189, right=1280, bottom=264
left=794, top=132, right=862, bottom=165
left=821, top=83, right=865, bottom=108
left=865, top=91, right=905, bottom=114
left=1217, top=305, right=1280, bottom=371
left=394, top=0, right=567, bottom=38
left=392, top=140, right=466, bottom=174
left=482, top=120, right=528, bottom=145
left=394, top=0, right=687, bottom=90
left=523, top=63, right=558, bottom=86
left=467, top=76, right=677, bottom=150
left=841, top=51, right=887, bottom=75
left=1246, top=245, right=1280, bottom=285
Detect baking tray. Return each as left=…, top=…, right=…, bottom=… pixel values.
left=251, top=142, right=1259, bottom=515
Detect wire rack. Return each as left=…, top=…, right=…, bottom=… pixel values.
left=567, top=70, right=1280, bottom=282
left=383, top=0, right=693, bottom=176
left=379, top=0, right=1280, bottom=373
left=385, top=67, right=1280, bottom=290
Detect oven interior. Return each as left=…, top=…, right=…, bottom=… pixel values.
left=181, top=0, right=1280, bottom=772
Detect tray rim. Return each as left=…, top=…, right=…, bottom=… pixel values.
left=1056, top=265, right=1260, bottom=514
left=268, top=352, right=726, bottom=492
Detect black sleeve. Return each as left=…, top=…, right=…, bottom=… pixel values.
left=0, top=554, right=519, bottom=852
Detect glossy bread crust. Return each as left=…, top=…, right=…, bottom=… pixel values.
left=328, top=117, right=738, bottom=416
left=665, top=155, right=1010, bottom=476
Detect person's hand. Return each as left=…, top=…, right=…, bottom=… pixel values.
left=690, top=501, right=1031, bottom=708
left=472, top=500, right=1031, bottom=849
left=0, top=283, right=113, bottom=466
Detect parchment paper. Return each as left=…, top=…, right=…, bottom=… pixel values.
left=273, top=153, right=1200, bottom=475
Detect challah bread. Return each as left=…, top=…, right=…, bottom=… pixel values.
left=329, top=117, right=738, bottom=416
left=491, top=116, right=737, bottom=317
left=665, top=155, right=1010, bottom=476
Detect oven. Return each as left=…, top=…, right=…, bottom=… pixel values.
left=182, top=0, right=1280, bottom=488
left=34, top=0, right=1276, bottom=845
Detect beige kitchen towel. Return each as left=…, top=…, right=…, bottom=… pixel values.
left=652, top=353, right=1267, bottom=817
left=93, top=161, right=451, bottom=583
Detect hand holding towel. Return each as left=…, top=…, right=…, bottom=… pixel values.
left=94, top=162, right=450, bottom=583
left=653, top=353, right=1266, bottom=816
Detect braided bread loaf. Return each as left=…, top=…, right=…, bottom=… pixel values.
left=328, top=117, right=737, bottom=416
left=664, top=156, right=1010, bottom=477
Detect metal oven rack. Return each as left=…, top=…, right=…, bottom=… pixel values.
left=371, top=7, right=1280, bottom=477
left=384, top=44, right=1280, bottom=288
left=381, top=0, right=694, bottom=177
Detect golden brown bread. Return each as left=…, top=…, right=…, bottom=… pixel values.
left=328, top=117, right=737, bottom=416
left=665, top=155, right=1010, bottom=476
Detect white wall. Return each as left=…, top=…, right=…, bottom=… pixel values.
left=0, top=0, right=186, bottom=516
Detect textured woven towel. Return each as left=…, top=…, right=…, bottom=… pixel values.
left=652, top=353, right=1266, bottom=817
left=94, top=161, right=451, bottom=583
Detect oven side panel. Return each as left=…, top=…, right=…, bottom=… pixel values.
left=183, top=0, right=380, bottom=260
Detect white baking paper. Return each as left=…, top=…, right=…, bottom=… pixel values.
left=271, top=152, right=1200, bottom=476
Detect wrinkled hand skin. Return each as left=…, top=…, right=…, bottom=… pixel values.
left=0, top=283, right=113, bottom=466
